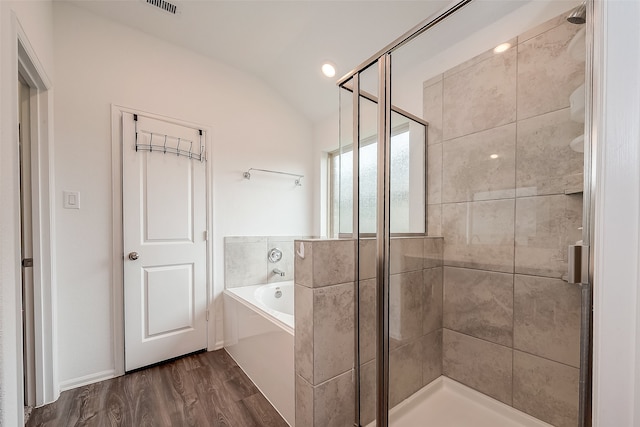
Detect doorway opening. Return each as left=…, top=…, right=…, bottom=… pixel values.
left=19, top=73, right=36, bottom=419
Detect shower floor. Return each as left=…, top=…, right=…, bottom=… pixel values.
left=372, top=377, right=552, bottom=427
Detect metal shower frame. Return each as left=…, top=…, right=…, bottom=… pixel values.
left=337, top=0, right=596, bottom=425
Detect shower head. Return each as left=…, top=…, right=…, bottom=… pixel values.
left=567, top=2, right=586, bottom=24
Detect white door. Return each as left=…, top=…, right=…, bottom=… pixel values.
left=122, top=112, right=207, bottom=371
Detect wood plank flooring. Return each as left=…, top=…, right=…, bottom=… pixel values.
left=27, top=350, right=289, bottom=427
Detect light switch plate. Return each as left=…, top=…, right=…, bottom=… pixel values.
left=63, top=191, right=80, bottom=209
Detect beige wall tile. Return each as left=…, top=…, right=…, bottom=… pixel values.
left=422, top=329, right=443, bottom=386
left=295, top=239, right=356, bottom=288
left=518, top=13, right=568, bottom=43
left=427, top=204, right=442, bottom=237
left=442, top=200, right=515, bottom=273
left=517, top=20, right=585, bottom=120
left=358, top=278, right=377, bottom=364
left=442, top=123, right=516, bottom=203
left=313, top=370, right=356, bottom=427
left=424, top=237, right=443, bottom=269
left=313, top=282, right=355, bottom=384
left=443, top=48, right=516, bottom=140
left=423, top=80, right=443, bottom=145
left=296, top=375, right=313, bottom=427
left=390, top=338, right=423, bottom=407
left=443, top=329, right=513, bottom=405
left=514, top=275, right=581, bottom=367
left=359, top=238, right=376, bottom=280
left=294, top=284, right=314, bottom=383
left=359, top=360, right=377, bottom=426
left=294, top=240, right=314, bottom=287
left=390, top=271, right=424, bottom=347
left=427, top=143, right=443, bottom=205
left=390, top=237, right=424, bottom=274
left=423, top=267, right=443, bottom=334
left=444, top=37, right=517, bottom=78
left=513, top=351, right=579, bottom=427
left=516, top=108, right=584, bottom=197
left=443, top=267, right=514, bottom=346
left=423, top=73, right=443, bottom=88
left=515, top=194, right=583, bottom=278
left=224, top=236, right=268, bottom=287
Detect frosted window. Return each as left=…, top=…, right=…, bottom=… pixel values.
left=331, top=119, right=426, bottom=235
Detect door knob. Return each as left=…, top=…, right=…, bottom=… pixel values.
left=128, top=252, right=139, bottom=261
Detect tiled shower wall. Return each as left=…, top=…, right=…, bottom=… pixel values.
left=294, top=237, right=444, bottom=426
left=224, top=236, right=302, bottom=287
left=424, top=13, right=584, bottom=427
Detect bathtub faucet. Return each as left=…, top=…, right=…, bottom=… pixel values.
left=272, top=268, right=285, bottom=277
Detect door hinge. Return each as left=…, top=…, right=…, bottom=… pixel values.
left=22, top=258, right=33, bottom=268
left=204, top=230, right=208, bottom=241
left=206, top=310, right=209, bottom=321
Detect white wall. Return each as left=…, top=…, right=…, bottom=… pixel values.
left=53, top=2, right=314, bottom=387
left=313, top=112, right=340, bottom=237
left=592, top=0, right=640, bottom=425
left=0, top=1, right=54, bottom=424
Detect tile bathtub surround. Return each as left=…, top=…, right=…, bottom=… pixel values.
left=224, top=235, right=307, bottom=288
left=224, top=236, right=268, bottom=287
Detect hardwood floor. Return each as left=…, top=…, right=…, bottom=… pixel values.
left=27, top=350, right=289, bottom=427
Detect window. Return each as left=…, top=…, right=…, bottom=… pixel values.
left=329, top=118, right=426, bottom=236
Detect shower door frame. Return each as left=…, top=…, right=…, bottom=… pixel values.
left=337, top=0, right=597, bottom=425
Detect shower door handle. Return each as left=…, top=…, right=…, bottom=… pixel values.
left=568, top=244, right=589, bottom=284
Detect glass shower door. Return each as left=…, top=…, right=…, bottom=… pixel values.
left=340, top=0, right=592, bottom=425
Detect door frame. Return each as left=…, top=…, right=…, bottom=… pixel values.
left=15, top=14, right=58, bottom=409
left=1, top=11, right=58, bottom=419
left=110, top=105, right=214, bottom=376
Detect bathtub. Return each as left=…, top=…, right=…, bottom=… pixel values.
left=223, top=282, right=294, bottom=426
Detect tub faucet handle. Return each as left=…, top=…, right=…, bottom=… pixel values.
left=272, top=268, right=285, bottom=277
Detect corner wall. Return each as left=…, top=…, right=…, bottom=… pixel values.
left=53, top=2, right=314, bottom=388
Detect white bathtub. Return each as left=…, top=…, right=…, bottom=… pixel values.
left=224, top=281, right=294, bottom=426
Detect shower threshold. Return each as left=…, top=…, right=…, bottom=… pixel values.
left=368, top=377, right=553, bottom=427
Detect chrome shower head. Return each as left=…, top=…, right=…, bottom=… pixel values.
left=567, top=2, right=586, bottom=24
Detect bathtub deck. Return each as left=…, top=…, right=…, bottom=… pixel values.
left=382, top=377, right=553, bottom=427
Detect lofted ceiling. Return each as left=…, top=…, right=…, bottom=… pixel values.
left=65, top=0, right=450, bottom=124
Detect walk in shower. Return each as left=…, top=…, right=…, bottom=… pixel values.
left=337, top=0, right=593, bottom=426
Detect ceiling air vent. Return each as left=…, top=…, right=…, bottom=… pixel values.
left=146, top=0, right=178, bottom=15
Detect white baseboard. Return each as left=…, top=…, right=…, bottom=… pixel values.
left=58, top=369, right=118, bottom=392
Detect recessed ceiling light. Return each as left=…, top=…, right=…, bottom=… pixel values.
left=490, top=154, right=499, bottom=159
left=321, top=62, right=336, bottom=78
left=493, top=43, right=511, bottom=54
